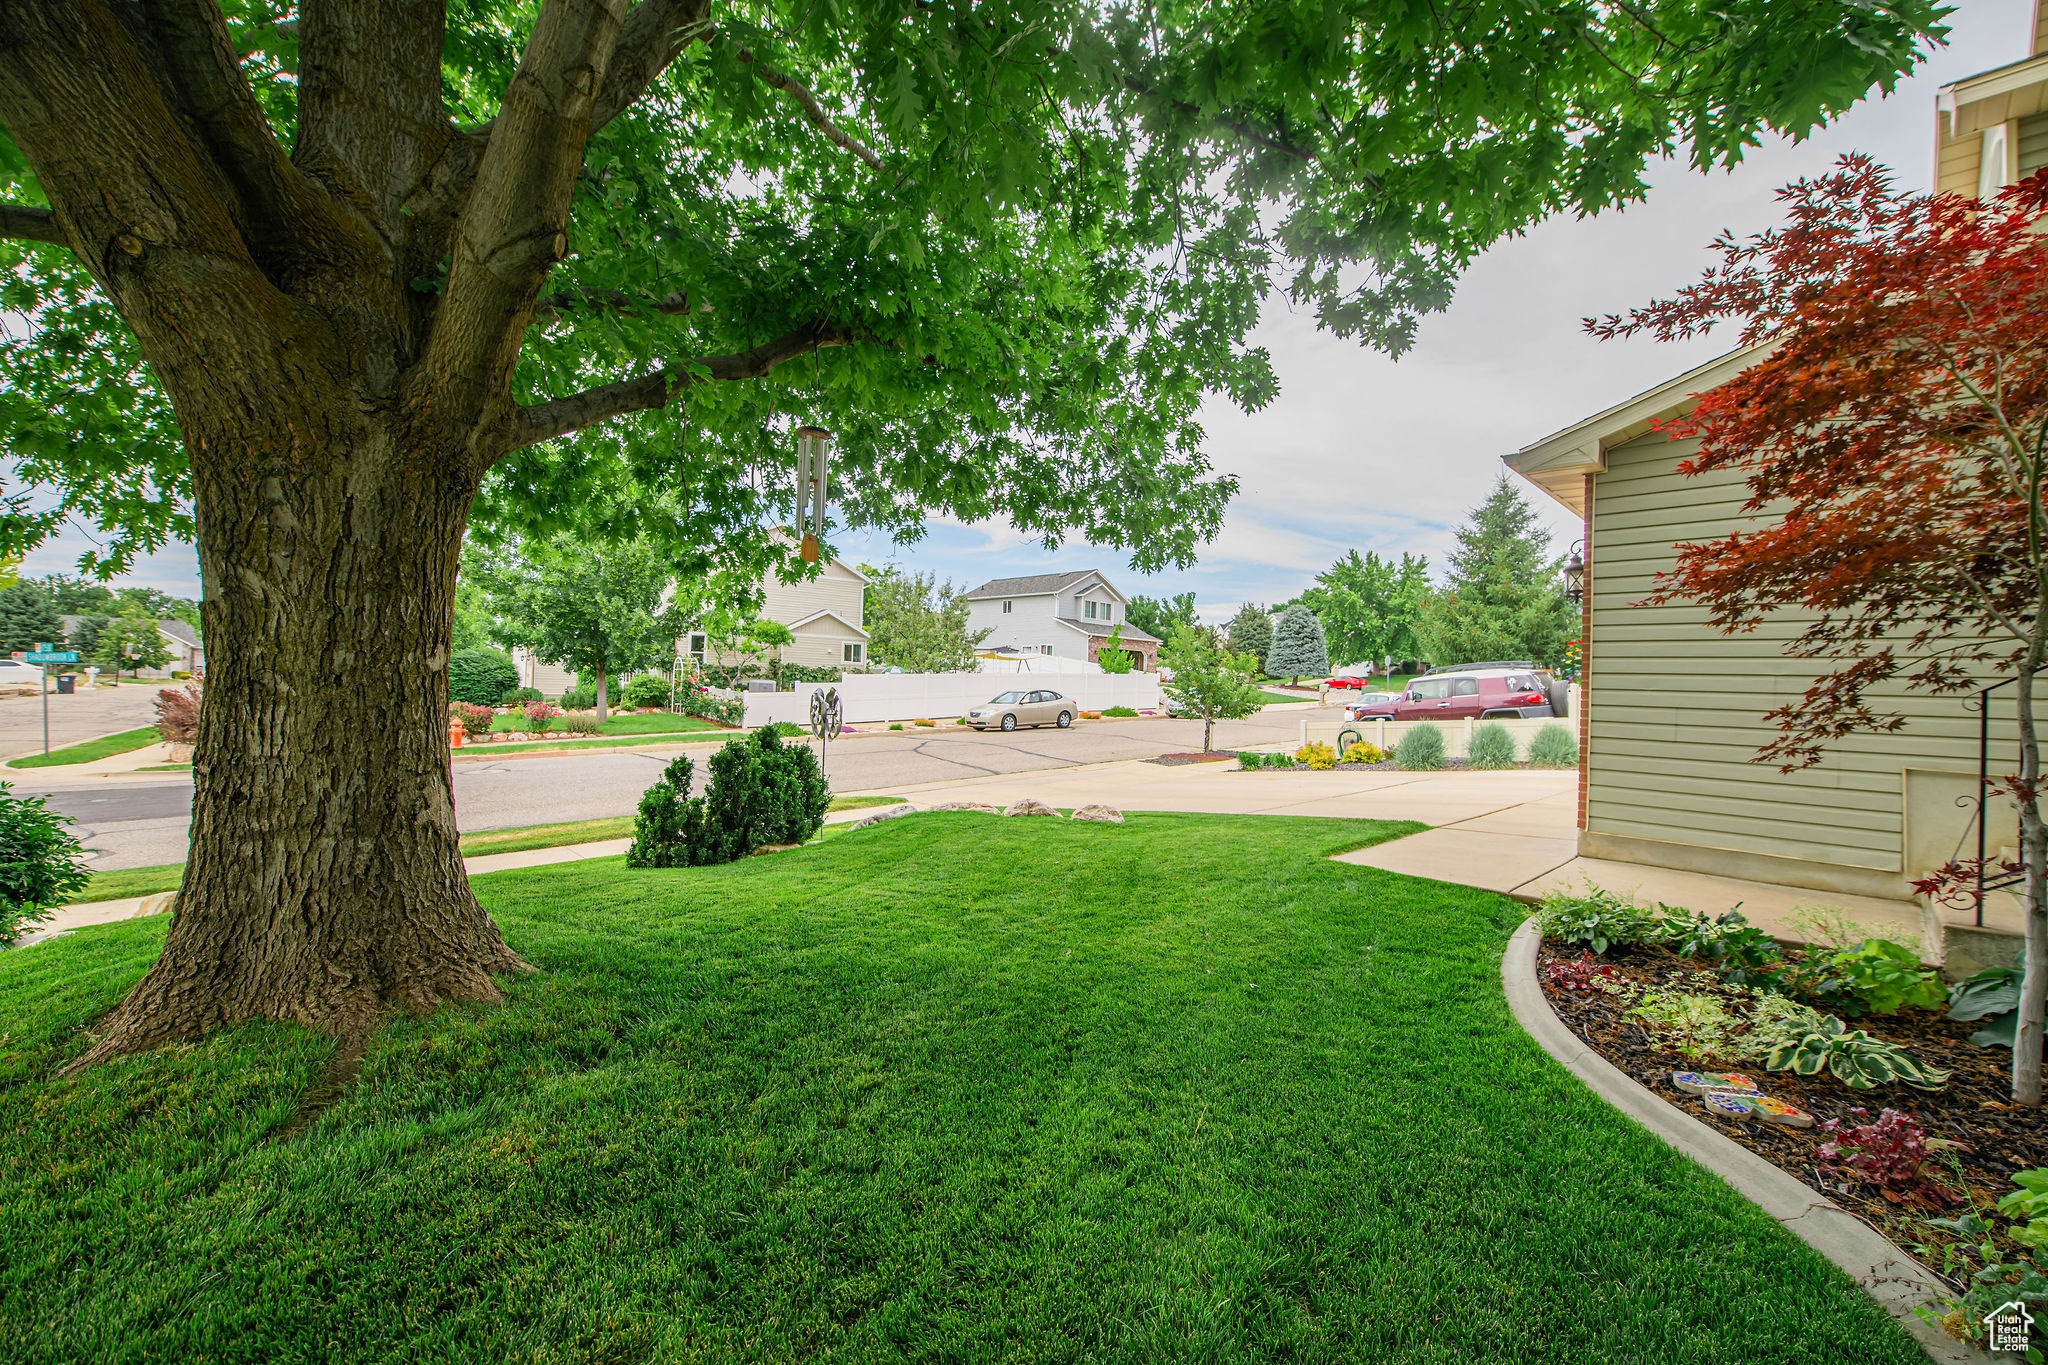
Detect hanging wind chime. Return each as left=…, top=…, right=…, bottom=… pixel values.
left=793, top=425, right=832, bottom=562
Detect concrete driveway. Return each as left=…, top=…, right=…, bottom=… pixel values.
left=0, top=680, right=174, bottom=762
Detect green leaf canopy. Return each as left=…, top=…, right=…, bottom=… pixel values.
left=0, top=0, right=1946, bottom=576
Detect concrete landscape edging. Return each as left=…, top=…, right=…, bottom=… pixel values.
left=1502, top=918, right=1989, bottom=1364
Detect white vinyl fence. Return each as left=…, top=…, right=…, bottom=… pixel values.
left=744, top=671, right=1163, bottom=727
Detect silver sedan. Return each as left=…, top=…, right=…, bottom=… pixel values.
left=966, top=689, right=1075, bottom=731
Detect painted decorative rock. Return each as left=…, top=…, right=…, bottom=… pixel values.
left=1700, top=1091, right=1758, bottom=1117
left=1672, top=1072, right=1761, bottom=1095
left=1750, top=1096, right=1815, bottom=1129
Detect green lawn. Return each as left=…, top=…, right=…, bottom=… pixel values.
left=58, top=803, right=902, bottom=904
left=0, top=815, right=1916, bottom=1363
left=6, top=725, right=161, bottom=769
left=1257, top=688, right=1318, bottom=704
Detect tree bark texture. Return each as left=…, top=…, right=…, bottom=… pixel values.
left=0, top=0, right=643, bottom=1061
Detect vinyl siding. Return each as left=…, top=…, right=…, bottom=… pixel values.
left=759, top=561, right=864, bottom=635
left=1587, top=431, right=2040, bottom=888
left=2022, top=111, right=2048, bottom=180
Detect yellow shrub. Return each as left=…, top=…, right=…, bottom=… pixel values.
left=1294, top=741, right=1338, bottom=770
left=1343, top=742, right=1386, bottom=764
left=913, top=718, right=936, bottom=727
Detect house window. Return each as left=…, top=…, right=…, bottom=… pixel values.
left=843, top=642, right=863, bottom=664
left=687, top=633, right=707, bottom=662
left=1040, top=644, right=1053, bottom=655
left=1084, top=600, right=1097, bottom=620
left=1002, top=600, right=1012, bottom=613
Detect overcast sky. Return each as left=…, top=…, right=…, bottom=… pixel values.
left=14, top=1, right=2033, bottom=617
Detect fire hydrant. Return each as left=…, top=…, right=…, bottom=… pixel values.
left=448, top=716, right=464, bottom=748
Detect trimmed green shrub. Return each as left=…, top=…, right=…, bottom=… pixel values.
left=560, top=683, right=597, bottom=709
left=1102, top=705, right=1139, bottom=717
left=1528, top=722, right=1578, bottom=768
left=1468, top=722, right=1517, bottom=769
left=622, top=675, right=672, bottom=709
left=499, top=686, right=544, bottom=707
left=626, top=728, right=829, bottom=867
left=1236, top=751, right=1263, bottom=770
left=448, top=649, right=518, bottom=706
left=1394, top=724, right=1446, bottom=770
left=0, top=783, right=90, bottom=946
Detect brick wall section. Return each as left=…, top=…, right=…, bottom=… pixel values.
left=1578, top=472, right=1592, bottom=832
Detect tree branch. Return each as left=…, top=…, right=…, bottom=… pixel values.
left=738, top=49, right=884, bottom=172
left=419, top=0, right=630, bottom=422
left=135, top=0, right=352, bottom=263
left=531, top=283, right=708, bottom=322
left=294, top=0, right=450, bottom=230
left=592, top=0, right=713, bottom=131
left=506, top=318, right=856, bottom=452
left=0, top=203, right=65, bottom=246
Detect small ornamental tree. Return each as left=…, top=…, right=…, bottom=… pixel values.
left=1095, top=623, right=1135, bottom=674
left=94, top=613, right=170, bottom=679
left=1588, top=157, right=2048, bottom=1105
left=1225, top=604, right=1273, bottom=672
left=478, top=536, right=675, bottom=720
left=1265, top=605, right=1330, bottom=685
left=1161, top=623, right=1264, bottom=753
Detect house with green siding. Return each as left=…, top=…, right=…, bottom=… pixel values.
left=1501, top=26, right=2048, bottom=963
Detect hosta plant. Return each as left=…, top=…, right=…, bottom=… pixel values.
left=1762, top=1013, right=1951, bottom=1091
left=1997, top=1170, right=2048, bottom=1249
left=1534, top=883, right=1659, bottom=955
left=1827, top=939, right=1946, bottom=1016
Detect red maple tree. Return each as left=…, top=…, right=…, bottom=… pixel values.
left=1588, top=155, right=2048, bottom=1103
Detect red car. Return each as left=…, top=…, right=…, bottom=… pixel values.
left=1325, top=665, right=1378, bottom=690
left=1347, top=663, right=1566, bottom=721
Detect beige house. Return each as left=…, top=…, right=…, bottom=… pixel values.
left=684, top=548, right=870, bottom=672
left=1502, top=28, right=2048, bottom=962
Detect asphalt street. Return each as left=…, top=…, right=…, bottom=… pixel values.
left=19, top=703, right=1341, bottom=871
left=0, top=679, right=177, bottom=760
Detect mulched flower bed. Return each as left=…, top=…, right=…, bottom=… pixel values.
left=1536, top=936, right=2048, bottom=1283
left=1147, top=752, right=1237, bottom=765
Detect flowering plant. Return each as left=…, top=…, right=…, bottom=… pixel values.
left=519, top=699, right=564, bottom=733
left=1818, top=1107, right=1956, bottom=1200
left=448, top=701, right=494, bottom=738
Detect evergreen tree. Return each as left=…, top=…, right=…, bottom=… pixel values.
left=1265, top=605, right=1330, bottom=685
left=24, top=573, right=115, bottom=614
left=0, top=583, right=64, bottom=654
left=1415, top=477, right=1573, bottom=668
left=1225, top=604, right=1273, bottom=672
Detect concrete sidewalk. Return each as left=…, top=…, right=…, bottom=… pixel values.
left=1330, top=778, right=1932, bottom=951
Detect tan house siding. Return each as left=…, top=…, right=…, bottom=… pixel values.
left=1586, top=430, right=2038, bottom=898
left=760, top=559, right=865, bottom=634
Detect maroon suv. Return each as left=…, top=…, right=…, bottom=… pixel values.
left=1346, top=663, right=1565, bottom=722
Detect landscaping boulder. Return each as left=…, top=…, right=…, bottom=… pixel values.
left=1002, top=798, right=1062, bottom=818
left=1070, top=804, right=1125, bottom=824
left=851, top=804, right=919, bottom=829
left=136, top=891, right=176, bottom=918
left=928, top=801, right=1001, bottom=814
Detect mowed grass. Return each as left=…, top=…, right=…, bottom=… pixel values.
left=6, top=724, right=161, bottom=769
left=59, top=805, right=901, bottom=904
left=0, top=815, right=1917, bottom=1363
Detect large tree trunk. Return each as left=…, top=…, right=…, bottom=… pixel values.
left=71, top=408, right=524, bottom=1068
left=594, top=660, right=609, bottom=722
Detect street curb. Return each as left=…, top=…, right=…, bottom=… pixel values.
left=1502, top=918, right=1989, bottom=1364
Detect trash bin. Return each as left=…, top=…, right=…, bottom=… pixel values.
left=55, top=674, right=74, bottom=695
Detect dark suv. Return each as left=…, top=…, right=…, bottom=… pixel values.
left=1346, top=662, right=1565, bottom=722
